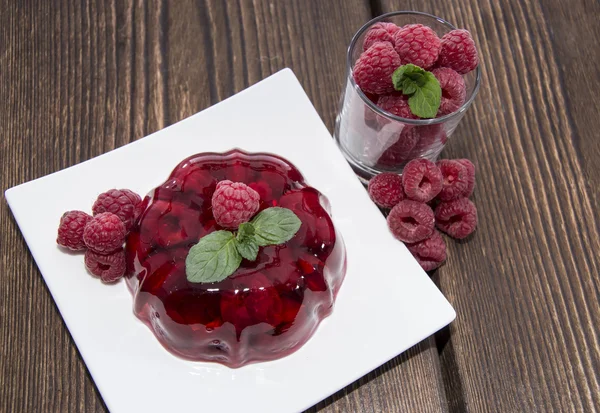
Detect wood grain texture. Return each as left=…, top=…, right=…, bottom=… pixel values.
left=0, top=1, right=449, bottom=412
left=375, top=1, right=600, bottom=412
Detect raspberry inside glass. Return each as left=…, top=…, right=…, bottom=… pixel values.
left=125, top=150, right=346, bottom=367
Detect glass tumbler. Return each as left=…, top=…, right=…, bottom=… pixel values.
left=334, top=11, right=481, bottom=183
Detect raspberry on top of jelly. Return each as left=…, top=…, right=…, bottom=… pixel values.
left=125, top=149, right=346, bottom=368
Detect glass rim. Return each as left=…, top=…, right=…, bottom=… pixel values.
left=346, top=11, right=482, bottom=126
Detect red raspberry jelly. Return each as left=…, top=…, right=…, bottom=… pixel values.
left=125, top=150, right=346, bottom=367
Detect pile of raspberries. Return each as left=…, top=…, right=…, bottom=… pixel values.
left=56, top=189, right=143, bottom=283
left=354, top=22, right=479, bottom=117
left=368, top=158, right=477, bottom=271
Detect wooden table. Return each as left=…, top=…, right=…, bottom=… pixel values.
left=1, top=1, right=598, bottom=412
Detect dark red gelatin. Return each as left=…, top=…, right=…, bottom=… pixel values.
left=125, top=150, right=346, bottom=367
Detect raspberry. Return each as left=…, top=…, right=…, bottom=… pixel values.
left=298, top=255, right=327, bottom=292
left=211, top=180, right=260, bottom=229
left=402, top=159, right=443, bottom=202
left=435, top=198, right=478, bottom=239
left=56, top=210, right=93, bottom=251
left=406, top=230, right=447, bottom=271
left=92, top=189, right=143, bottom=230
left=363, top=92, right=382, bottom=131
left=353, top=42, right=401, bottom=95
left=432, top=67, right=466, bottom=116
left=376, top=128, right=419, bottom=168
left=84, top=248, right=126, bottom=283
left=363, top=22, right=400, bottom=51
left=387, top=200, right=435, bottom=243
left=140, top=200, right=202, bottom=248
left=368, top=173, right=404, bottom=208
left=437, top=159, right=468, bottom=201
left=408, top=124, right=445, bottom=155
left=83, top=212, right=127, bottom=254
left=438, top=29, right=479, bottom=74
left=363, top=92, right=379, bottom=103
left=377, top=93, right=417, bottom=119
left=393, top=24, right=441, bottom=69
left=456, top=159, right=476, bottom=197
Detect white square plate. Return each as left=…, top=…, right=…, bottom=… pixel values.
left=6, top=69, right=455, bottom=413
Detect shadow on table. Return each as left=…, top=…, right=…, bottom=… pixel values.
left=431, top=271, right=468, bottom=413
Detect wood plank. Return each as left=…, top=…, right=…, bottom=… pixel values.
left=0, top=0, right=112, bottom=411
left=536, top=0, right=600, bottom=217
left=375, top=1, right=600, bottom=411
left=0, top=1, right=449, bottom=412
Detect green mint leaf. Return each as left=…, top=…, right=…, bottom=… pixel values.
left=407, top=71, right=441, bottom=118
left=185, top=230, right=242, bottom=283
left=392, top=64, right=427, bottom=93
left=235, top=237, right=259, bottom=261
left=391, top=64, right=441, bottom=118
left=401, top=78, right=418, bottom=95
left=391, top=64, right=412, bottom=90
left=235, top=222, right=259, bottom=260
left=251, top=207, right=302, bottom=247
left=237, top=222, right=255, bottom=243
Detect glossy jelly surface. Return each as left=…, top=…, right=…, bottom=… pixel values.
left=125, top=150, right=346, bottom=367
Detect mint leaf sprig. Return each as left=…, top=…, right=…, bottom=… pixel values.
left=235, top=222, right=259, bottom=261
left=185, top=207, right=301, bottom=284
left=391, top=64, right=441, bottom=119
